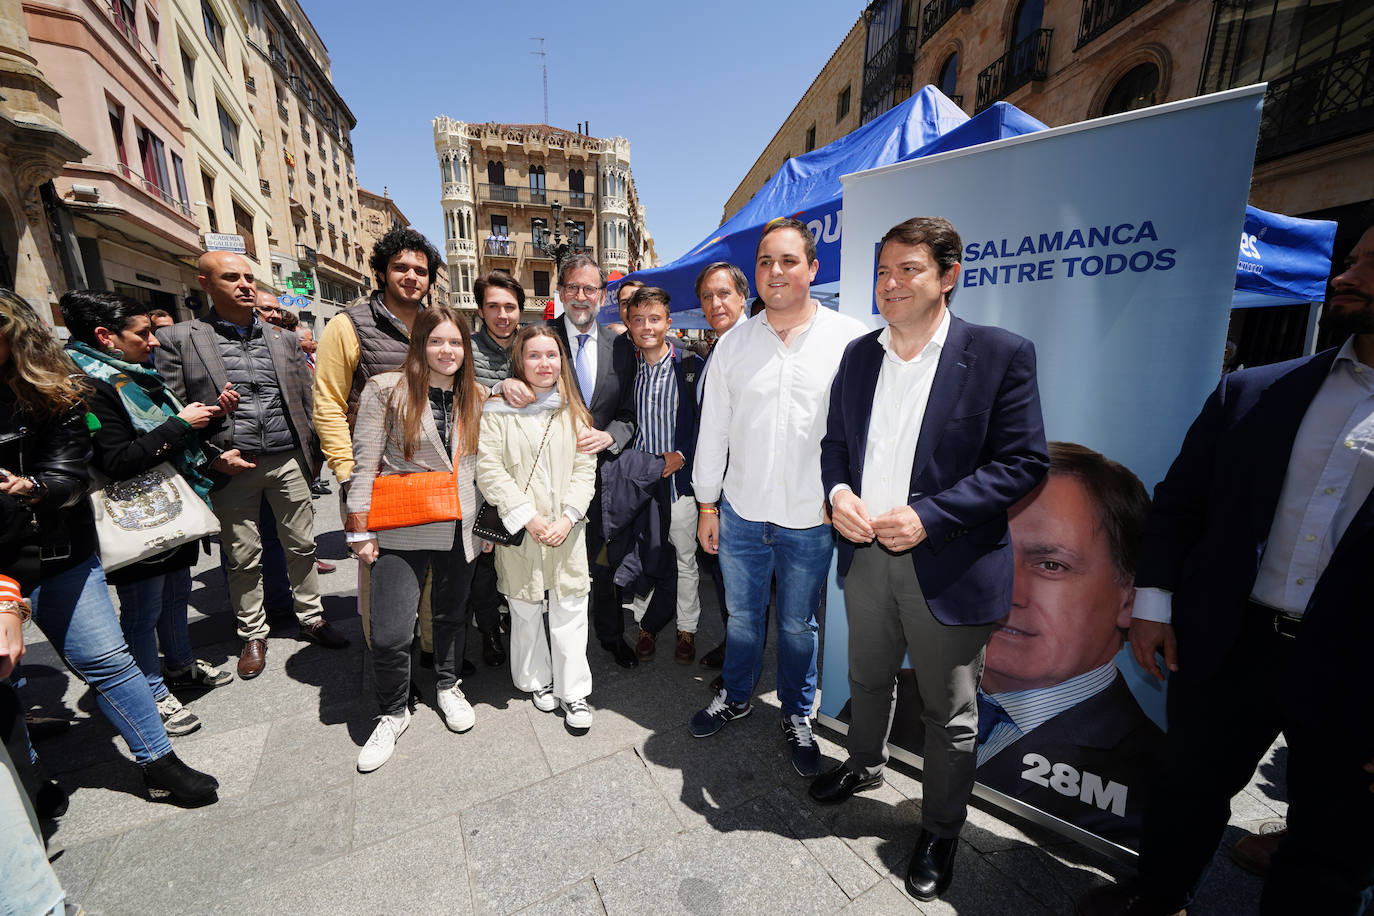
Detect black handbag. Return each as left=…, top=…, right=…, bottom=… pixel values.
left=474, top=412, right=557, bottom=547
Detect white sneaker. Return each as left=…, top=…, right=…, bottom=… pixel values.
left=531, top=684, right=557, bottom=712
left=560, top=697, right=593, bottom=729
left=436, top=684, right=475, bottom=733
left=155, top=693, right=202, bottom=736
left=357, top=710, right=410, bottom=772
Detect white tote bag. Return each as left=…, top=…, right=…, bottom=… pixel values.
left=90, top=463, right=220, bottom=572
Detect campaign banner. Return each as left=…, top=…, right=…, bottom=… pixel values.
left=819, top=86, right=1266, bottom=858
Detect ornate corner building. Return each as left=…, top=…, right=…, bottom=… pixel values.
left=431, top=117, right=656, bottom=322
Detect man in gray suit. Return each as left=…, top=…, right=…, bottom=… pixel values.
left=156, top=251, right=349, bottom=680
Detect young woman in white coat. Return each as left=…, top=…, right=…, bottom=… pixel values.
left=477, top=326, right=597, bottom=729
left=346, top=307, right=486, bottom=771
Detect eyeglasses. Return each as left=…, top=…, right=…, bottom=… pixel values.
left=560, top=283, right=602, bottom=298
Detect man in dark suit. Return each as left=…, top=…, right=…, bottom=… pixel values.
left=156, top=251, right=347, bottom=680
left=811, top=216, right=1048, bottom=902
left=1078, top=223, right=1374, bottom=915
left=513, top=254, right=637, bottom=666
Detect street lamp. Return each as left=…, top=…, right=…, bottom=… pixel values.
left=534, top=200, right=581, bottom=269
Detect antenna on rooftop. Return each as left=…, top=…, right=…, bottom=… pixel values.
left=530, top=37, right=548, bottom=125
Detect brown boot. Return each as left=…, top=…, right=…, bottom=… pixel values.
left=1230, top=825, right=1286, bottom=876
left=636, top=628, right=656, bottom=660
left=674, top=630, right=696, bottom=664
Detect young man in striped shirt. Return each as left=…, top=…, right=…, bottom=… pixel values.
left=622, top=287, right=704, bottom=663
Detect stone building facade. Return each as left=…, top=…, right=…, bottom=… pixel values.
left=724, top=0, right=1373, bottom=249
left=0, top=0, right=86, bottom=318
left=237, top=0, right=366, bottom=327
left=356, top=185, right=449, bottom=310
left=431, top=118, right=655, bottom=323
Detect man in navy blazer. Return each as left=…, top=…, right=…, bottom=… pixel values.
left=811, top=217, right=1048, bottom=902
left=1079, top=224, right=1374, bottom=916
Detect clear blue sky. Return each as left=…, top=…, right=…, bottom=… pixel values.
left=305, top=1, right=865, bottom=266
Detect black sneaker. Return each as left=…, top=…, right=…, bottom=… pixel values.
left=689, top=689, right=751, bottom=737
left=783, top=713, right=821, bottom=776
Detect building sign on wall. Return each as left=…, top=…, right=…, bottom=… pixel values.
left=204, top=233, right=247, bottom=254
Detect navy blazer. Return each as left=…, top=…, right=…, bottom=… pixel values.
left=821, top=314, right=1048, bottom=626
left=546, top=318, right=637, bottom=453
left=1135, top=347, right=1374, bottom=751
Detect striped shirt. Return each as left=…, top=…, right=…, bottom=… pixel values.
left=633, top=345, right=680, bottom=500
left=976, top=662, right=1119, bottom=766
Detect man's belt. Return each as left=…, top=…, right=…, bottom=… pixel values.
left=1251, top=599, right=1302, bottom=639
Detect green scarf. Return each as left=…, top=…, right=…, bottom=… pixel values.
left=66, top=341, right=215, bottom=504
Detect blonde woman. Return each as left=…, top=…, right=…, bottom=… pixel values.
left=477, top=326, right=597, bottom=729
left=346, top=307, right=486, bottom=772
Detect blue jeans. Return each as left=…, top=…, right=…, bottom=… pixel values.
left=718, top=500, right=833, bottom=718
left=29, top=555, right=172, bottom=764
left=115, top=566, right=194, bottom=700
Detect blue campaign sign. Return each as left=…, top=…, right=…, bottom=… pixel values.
left=1235, top=205, right=1336, bottom=304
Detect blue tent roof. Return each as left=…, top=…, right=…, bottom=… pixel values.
left=601, top=87, right=1046, bottom=321
left=1233, top=205, right=1336, bottom=306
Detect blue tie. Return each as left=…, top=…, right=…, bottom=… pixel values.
left=976, top=693, right=1012, bottom=746
left=575, top=333, right=594, bottom=402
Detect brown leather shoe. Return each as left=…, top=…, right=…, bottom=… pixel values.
left=674, top=630, right=695, bottom=664
left=1230, top=825, right=1285, bottom=876
left=636, top=628, right=655, bottom=660
left=299, top=619, right=350, bottom=649
left=699, top=642, right=726, bottom=669
left=237, top=638, right=267, bottom=679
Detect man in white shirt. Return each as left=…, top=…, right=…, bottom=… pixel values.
left=811, top=216, right=1048, bottom=903
left=687, top=218, right=867, bottom=778
left=692, top=261, right=750, bottom=673
left=1079, top=224, right=1374, bottom=916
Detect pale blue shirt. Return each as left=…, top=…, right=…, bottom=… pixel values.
left=977, top=662, right=1119, bottom=765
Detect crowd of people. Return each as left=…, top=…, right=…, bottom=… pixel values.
left=1, top=211, right=1371, bottom=914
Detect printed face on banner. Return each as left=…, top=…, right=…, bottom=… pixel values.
left=985, top=475, right=1135, bottom=693
left=874, top=240, right=958, bottom=331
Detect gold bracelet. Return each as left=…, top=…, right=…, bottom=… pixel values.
left=0, top=601, right=31, bottom=623
left=698, top=506, right=719, bottom=515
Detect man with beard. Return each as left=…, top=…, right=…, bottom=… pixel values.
left=1078, top=225, right=1374, bottom=915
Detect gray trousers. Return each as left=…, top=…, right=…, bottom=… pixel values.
left=843, top=544, right=994, bottom=837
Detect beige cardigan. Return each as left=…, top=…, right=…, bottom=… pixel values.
left=475, top=400, right=596, bottom=602
left=345, top=371, right=482, bottom=561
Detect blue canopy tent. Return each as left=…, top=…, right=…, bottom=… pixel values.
left=600, top=86, right=1047, bottom=322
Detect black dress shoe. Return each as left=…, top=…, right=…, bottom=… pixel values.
left=808, top=764, right=883, bottom=804
left=481, top=632, right=506, bottom=667
left=905, top=829, right=958, bottom=901
left=600, top=638, right=639, bottom=668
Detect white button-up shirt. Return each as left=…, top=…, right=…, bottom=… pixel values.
left=692, top=303, right=868, bottom=529
left=829, top=311, right=949, bottom=516
left=1134, top=337, right=1374, bottom=623
left=564, top=314, right=598, bottom=403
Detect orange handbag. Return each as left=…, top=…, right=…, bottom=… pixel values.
left=366, top=464, right=461, bottom=531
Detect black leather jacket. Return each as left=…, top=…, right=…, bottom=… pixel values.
left=0, top=385, right=96, bottom=591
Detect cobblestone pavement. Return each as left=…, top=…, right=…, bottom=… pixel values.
left=21, top=485, right=1288, bottom=914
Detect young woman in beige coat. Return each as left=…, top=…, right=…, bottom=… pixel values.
left=477, top=326, right=597, bottom=729
left=346, top=307, right=486, bottom=771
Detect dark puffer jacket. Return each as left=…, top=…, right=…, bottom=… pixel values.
left=206, top=314, right=295, bottom=454
left=0, top=386, right=95, bottom=592
left=471, top=325, right=514, bottom=389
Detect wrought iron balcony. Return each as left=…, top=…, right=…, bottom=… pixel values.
left=1255, top=40, right=1374, bottom=162
left=975, top=29, right=1052, bottom=112
left=245, top=75, right=256, bottom=93
left=269, top=47, right=288, bottom=75
left=1077, top=0, right=1154, bottom=48
left=861, top=25, right=919, bottom=124
left=113, top=161, right=194, bottom=219
left=483, top=238, right=516, bottom=257
left=259, top=179, right=271, bottom=196
left=300, top=126, right=311, bottom=144
left=478, top=184, right=587, bottom=207
left=306, top=169, right=316, bottom=186
left=921, top=0, right=972, bottom=46
left=276, top=99, right=288, bottom=120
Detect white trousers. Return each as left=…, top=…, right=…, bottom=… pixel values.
left=508, top=593, right=592, bottom=702
left=623, top=494, right=701, bottom=633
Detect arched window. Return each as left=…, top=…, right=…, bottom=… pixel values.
left=529, top=164, right=546, bottom=202
left=938, top=52, right=959, bottom=102
left=487, top=160, right=504, bottom=186
left=568, top=169, right=584, bottom=192
left=1009, top=0, right=1044, bottom=83
left=1100, top=63, right=1160, bottom=115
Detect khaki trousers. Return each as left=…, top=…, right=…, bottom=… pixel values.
left=215, top=451, right=322, bottom=641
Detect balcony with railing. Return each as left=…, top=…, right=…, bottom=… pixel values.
left=276, top=99, right=289, bottom=120
left=301, top=125, right=312, bottom=144
left=447, top=238, right=477, bottom=258
left=113, top=162, right=194, bottom=219
left=269, top=46, right=288, bottom=75
left=100, top=0, right=174, bottom=91
left=327, top=221, right=336, bottom=236
left=245, top=75, right=256, bottom=94
left=480, top=238, right=516, bottom=258
left=478, top=184, right=592, bottom=208
left=306, top=169, right=316, bottom=186
left=1077, top=0, right=1154, bottom=48
left=975, top=29, right=1052, bottom=112
left=861, top=25, right=919, bottom=124
left=336, top=196, right=344, bottom=211
left=259, top=179, right=271, bottom=197
left=921, top=0, right=973, bottom=46
left=311, top=209, right=322, bottom=225
left=1255, top=40, right=1374, bottom=162
left=523, top=240, right=592, bottom=261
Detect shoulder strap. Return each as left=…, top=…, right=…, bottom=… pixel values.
left=520, top=411, right=559, bottom=493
